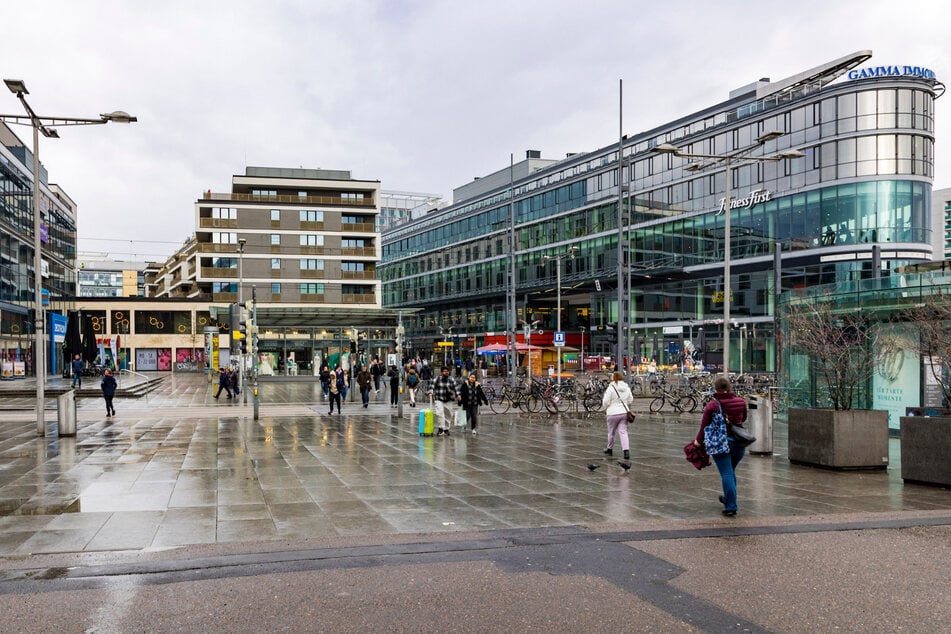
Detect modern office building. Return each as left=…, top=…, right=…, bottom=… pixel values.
left=380, top=51, right=943, bottom=372
left=76, top=256, right=147, bottom=297
left=933, top=187, right=951, bottom=258
left=0, top=121, right=78, bottom=376
left=378, top=190, right=444, bottom=232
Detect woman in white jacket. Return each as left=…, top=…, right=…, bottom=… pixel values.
left=601, top=371, right=635, bottom=460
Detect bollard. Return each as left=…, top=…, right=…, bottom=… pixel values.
left=56, top=389, right=77, bottom=437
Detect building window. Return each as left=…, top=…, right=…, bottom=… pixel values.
left=341, top=192, right=365, bottom=201
left=252, top=189, right=277, bottom=198
left=300, top=283, right=324, bottom=294
left=212, top=207, right=237, bottom=219
left=213, top=282, right=237, bottom=293
left=271, top=234, right=281, bottom=246
left=342, top=215, right=365, bottom=224
left=299, top=210, right=324, bottom=222
left=341, top=238, right=366, bottom=248
left=342, top=262, right=366, bottom=272
left=271, top=283, right=281, bottom=294
left=300, top=234, right=324, bottom=246
left=270, top=209, right=281, bottom=221
left=212, top=232, right=237, bottom=244
left=301, top=258, right=324, bottom=270
left=271, top=258, right=281, bottom=270
left=211, top=257, right=237, bottom=268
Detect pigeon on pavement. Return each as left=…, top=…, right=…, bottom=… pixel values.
left=586, top=463, right=600, bottom=471
left=618, top=462, right=632, bottom=472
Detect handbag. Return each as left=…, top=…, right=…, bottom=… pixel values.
left=454, top=407, right=468, bottom=428
left=729, top=423, right=756, bottom=447
left=703, top=402, right=730, bottom=455
left=612, top=385, right=636, bottom=423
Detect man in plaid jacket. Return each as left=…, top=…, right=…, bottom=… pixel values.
left=429, top=366, right=458, bottom=436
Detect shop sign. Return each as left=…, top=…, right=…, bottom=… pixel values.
left=718, top=188, right=772, bottom=214
left=847, top=65, right=936, bottom=81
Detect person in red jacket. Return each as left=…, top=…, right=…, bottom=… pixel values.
left=692, top=374, right=748, bottom=517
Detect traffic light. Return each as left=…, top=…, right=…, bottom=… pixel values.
left=237, top=300, right=254, bottom=347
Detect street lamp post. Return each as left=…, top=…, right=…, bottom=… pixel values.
left=652, top=133, right=803, bottom=373
left=580, top=326, right=586, bottom=374
left=237, top=237, right=246, bottom=403
left=543, top=247, right=577, bottom=388
left=2, top=79, right=136, bottom=435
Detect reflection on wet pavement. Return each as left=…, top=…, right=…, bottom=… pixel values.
left=0, top=373, right=949, bottom=555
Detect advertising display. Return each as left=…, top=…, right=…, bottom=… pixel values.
left=872, top=331, right=920, bottom=430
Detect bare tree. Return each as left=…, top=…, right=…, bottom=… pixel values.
left=784, top=295, right=881, bottom=410
left=903, top=290, right=951, bottom=406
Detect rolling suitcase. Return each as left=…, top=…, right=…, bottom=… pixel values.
left=418, top=408, right=434, bottom=436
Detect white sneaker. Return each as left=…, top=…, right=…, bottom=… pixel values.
left=471, top=430, right=477, bottom=435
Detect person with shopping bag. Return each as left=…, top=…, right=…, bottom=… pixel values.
left=429, top=366, right=458, bottom=436
left=457, top=372, right=489, bottom=435
left=691, top=374, right=748, bottom=517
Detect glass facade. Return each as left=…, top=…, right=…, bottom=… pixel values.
left=380, top=67, right=938, bottom=368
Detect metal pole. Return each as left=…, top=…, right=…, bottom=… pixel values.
left=508, top=153, right=517, bottom=388
left=252, top=286, right=259, bottom=420
left=580, top=326, right=585, bottom=374
left=238, top=238, right=247, bottom=404
left=723, top=156, right=732, bottom=374
left=556, top=256, right=562, bottom=387
left=616, top=78, right=625, bottom=379
left=31, top=121, right=44, bottom=435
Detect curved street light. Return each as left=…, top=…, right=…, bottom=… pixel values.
left=2, top=79, right=137, bottom=435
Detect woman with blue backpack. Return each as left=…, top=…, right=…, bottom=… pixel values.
left=692, top=375, right=748, bottom=517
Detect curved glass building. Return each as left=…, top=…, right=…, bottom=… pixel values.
left=380, top=51, right=943, bottom=371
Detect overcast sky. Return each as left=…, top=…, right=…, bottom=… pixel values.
left=2, top=0, right=949, bottom=263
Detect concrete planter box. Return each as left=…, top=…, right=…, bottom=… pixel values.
left=900, top=416, right=951, bottom=487
left=788, top=408, right=889, bottom=470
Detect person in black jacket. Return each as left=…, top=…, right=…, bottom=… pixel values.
left=457, top=372, right=489, bottom=435
left=101, top=369, right=117, bottom=417
left=387, top=365, right=400, bottom=406
left=214, top=367, right=232, bottom=399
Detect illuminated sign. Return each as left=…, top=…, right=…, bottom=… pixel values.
left=718, top=188, right=772, bottom=215
left=847, top=65, right=936, bottom=81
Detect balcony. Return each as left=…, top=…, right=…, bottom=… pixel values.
left=213, top=292, right=238, bottom=302
left=199, top=243, right=243, bottom=254
left=340, top=247, right=376, bottom=257
left=203, top=192, right=375, bottom=207
left=199, top=218, right=238, bottom=229
left=342, top=294, right=377, bottom=304
left=300, top=293, right=326, bottom=303
left=201, top=267, right=238, bottom=278
left=341, top=270, right=376, bottom=280
left=341, top=222, right=375, bottom=233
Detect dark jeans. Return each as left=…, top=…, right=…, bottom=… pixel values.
left=104, top=395, right=115, bottom=414
left=361, top=387, right=370, bottom=406
left=465, top=405, right=480, bottom=430
left=328, top=392, right=341, bottom=413
left=390, top=383, right=399, bottom=405
left=215, top=385, right=232, bottom=398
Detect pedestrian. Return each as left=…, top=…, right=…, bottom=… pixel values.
left=646, top=360, right=658, bottom=382
left=71, top=353, right=84, bottom=388
left=100, top=368, right=117, bottom=417
left=387, top=365, right=400, bottom=406
left=328, top=366, right=344, bottom=415
left=229, top=367, right=240, bottom=396
left=357, top=365, right=372, bottom=408
left=457, top=372, right=489, bottom=435
left=370, top=358, right=384, bottom=393
left=419, top=360, right=433, bottom=401
left=214, top=367, right=232, bottom=399
left=406, top=365, right=420, bottom=407
left=339, top=367, right=349, bottom=401
left=430, top=366, right=458, bottom=436
left=692, top=374, right=749, bottom=517
left=601, top=371, right=635, bottom=460
left=319, top=363, right=331, bottom=400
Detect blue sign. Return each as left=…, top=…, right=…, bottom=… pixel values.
left=847, top=65, right=936, bottom=81
left=51, top=312, right=68, bottom=341
left=554, top=331, right=565, bottom=347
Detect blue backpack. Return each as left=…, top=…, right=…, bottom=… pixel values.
left=703, top=401, right=730, bottom=455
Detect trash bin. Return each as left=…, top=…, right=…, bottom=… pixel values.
left=746, top=394, right=772, bottom=455
left=57, top=389, right=77, bottom=437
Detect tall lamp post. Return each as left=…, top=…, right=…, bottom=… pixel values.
left=1, top=79, right=136, bottom=435
left=237, top=237, right=247, bottom=403
left=542, top=246, right=577, bottom=388
left=652, top=133, right=803, bottom=373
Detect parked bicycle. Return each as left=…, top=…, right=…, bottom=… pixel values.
left=649, top=386, right=697, bottom=414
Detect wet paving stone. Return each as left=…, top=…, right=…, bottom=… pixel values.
left=1, top=372, right=950, bottom=554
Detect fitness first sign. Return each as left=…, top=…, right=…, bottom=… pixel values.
left=847, top=64, right=936, bottom=81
